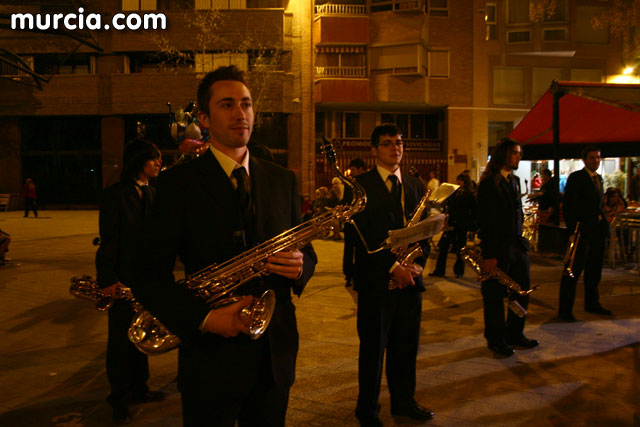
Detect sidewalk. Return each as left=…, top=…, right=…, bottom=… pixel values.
left=0, top=210, right=638, bottom=426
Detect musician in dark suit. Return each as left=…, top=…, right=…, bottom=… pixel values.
left=477, top=138, right=538, bottom=357
left=430, top=173, right=477, bottom=278
left=351, top=124, right=434, bottom=426
left=95, top=139, right=165, bottom=424
left=558, top=145, right=611, bottom=321
left=131, top=66, right=317, bottom=427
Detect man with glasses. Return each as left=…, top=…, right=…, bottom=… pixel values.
left=350, top=124, right=434, bottom=426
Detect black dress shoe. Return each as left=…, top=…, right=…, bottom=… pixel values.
left=345, top=278, right=353, bottom=288
left=585, top=306, right=612, bottom=315
left=428, top=271, right=444, bottom=277
left=488, top=343, right=514, bottom=357
left=507, top=336, right=539, bottom=349
left=391, top=403, right=435, bottom=421
left=112, top=404, right=132, bottom=425
left=559, top=313, right=577, bottom=322
left=130, top=390, right=167, bottom=404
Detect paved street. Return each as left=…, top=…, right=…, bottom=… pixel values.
left=0, top=210, right=639, bottom=426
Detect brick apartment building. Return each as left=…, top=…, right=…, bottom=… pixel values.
left=0, top=0, right=626, bottom=206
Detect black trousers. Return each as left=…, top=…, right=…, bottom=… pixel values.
left=106, top=300, right=149, bottom=407
left=559, top=226, right=607, bottom=316
left=24, top=198, right=37, bottom=217
left=180, top=337, right=290, bottom=427
left=433, top=228, right=467, bottom=276
left=480, top=247, right=530, bottom=346
left=356, top=289, right=422, bottom=418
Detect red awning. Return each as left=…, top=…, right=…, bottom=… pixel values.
left=510, top=81, right=640, bottom=145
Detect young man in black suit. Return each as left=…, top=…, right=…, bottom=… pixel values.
left=130, top=66, right=316, bottom=426
left=95, top=140, right=165, bottom=424
left=559, top=145, right=611, bottom=321
left=477, top=138, right=538, bottom=357
left=351, top=124, right=434, bottom=427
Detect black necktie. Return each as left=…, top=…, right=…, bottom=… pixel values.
left=592, top=174, right=601, bottom=193
left=139, top=185, right=150, bottom=216
left=232, top=166, right=250, bottom=214
left=388, top=175, right=404, bottom=226
left=388, top=175, right=401, bottom=203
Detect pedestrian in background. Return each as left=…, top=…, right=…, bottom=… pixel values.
left=22, top=178, right=37, bottom=218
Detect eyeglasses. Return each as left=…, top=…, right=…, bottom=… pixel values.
left=378, top=141, right=404, bottom=148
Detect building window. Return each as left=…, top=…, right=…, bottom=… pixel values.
left=381, top=113, right=439, bottom=139
left=344, top=113, right=360, bottom=138
left=428, top=49, right=449, bottom=78
left=542, top=28, right=567, bottom=42
left=195, top=0, right=247, bottom=8
left=315, top=46, right=367, bottom=78
left=315, top=111, right=326, bottom=138
left=370, top=0, right=424, bottom=13
left=485, top=3, right=498, bottom=41
left=493, top=66, right=526, bottom=105
left=575, top=6, right=608, bottom=44
left=0, top=55, right=33, bottom=76
left=195, top=52, right=248, bottom=73
left=570, top=69, right=602, bottom=83
left=532, top=67, right=561, bottom=102
left=370, top=43, right=425, bottom=75
left=428, top=0, right=448, bottom=16
left=507, top=0, right=528, bottom=25
left=122, top=0, right=157, bottom=10
left=543, top=0, right=567, bottom=22
left=507, top=29, right=531, bottom=43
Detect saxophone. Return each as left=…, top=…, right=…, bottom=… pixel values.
left=69, top=276, right=180, bottom=354
left=388, top=182, right=459, bottom=289
left=130, top=138, right=366, bottom=354
left=459, top=245, right=537, bottom=317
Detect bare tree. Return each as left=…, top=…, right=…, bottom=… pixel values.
left=591, top=0, right=640, bottom=64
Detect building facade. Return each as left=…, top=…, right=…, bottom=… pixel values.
left=0, top=0, right=627, bottom=205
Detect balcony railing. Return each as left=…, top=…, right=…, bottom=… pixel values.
left=315, top=4, right=367, bottom=16
left=315, top=66, right=367, bottom=78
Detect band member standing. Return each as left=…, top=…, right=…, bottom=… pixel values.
left=131, top=66, right=317, bottom=426
left=477, top=138, right=539, bottom=357
left=95, top=140, right=166, bottom=424
left=430, top=173, right=476, bottom=278
left=351, top=124, right=434, bottom=426
left=558, top=145, right=612, bottom=321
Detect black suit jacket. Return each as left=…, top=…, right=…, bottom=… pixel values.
left=352, top=168, right=428, bottom=297
left=132, top=150, right=316, bottom=391
left=477, top=173, right=528, bottom=263
left=563, top=168, right=608, bottom=236
left=96, top=181, right=155, bottom=289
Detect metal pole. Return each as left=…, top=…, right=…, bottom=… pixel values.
left=551, top=81, right=563, bottom=225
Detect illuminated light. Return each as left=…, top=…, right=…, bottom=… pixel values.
left=623, top=66, right=635, bottom=75
left=606, top=74, right=640, bottom=84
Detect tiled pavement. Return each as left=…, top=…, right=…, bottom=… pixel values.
left=0, top=210, right=638, bottom=426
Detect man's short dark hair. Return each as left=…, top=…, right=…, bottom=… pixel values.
left=371, top=123, right=402, bottom=147
left=197, top=65, right=247, bottom=116
left=541, top=168, right=552, bottom=178
left=581, top=145, right=601, bottom=161
left=349, top=157, right=366, bottom=170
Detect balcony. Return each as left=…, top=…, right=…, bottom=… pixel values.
left=315, top=4, right=367, bottom=16
left=315, top=66, right=367, bottom=78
